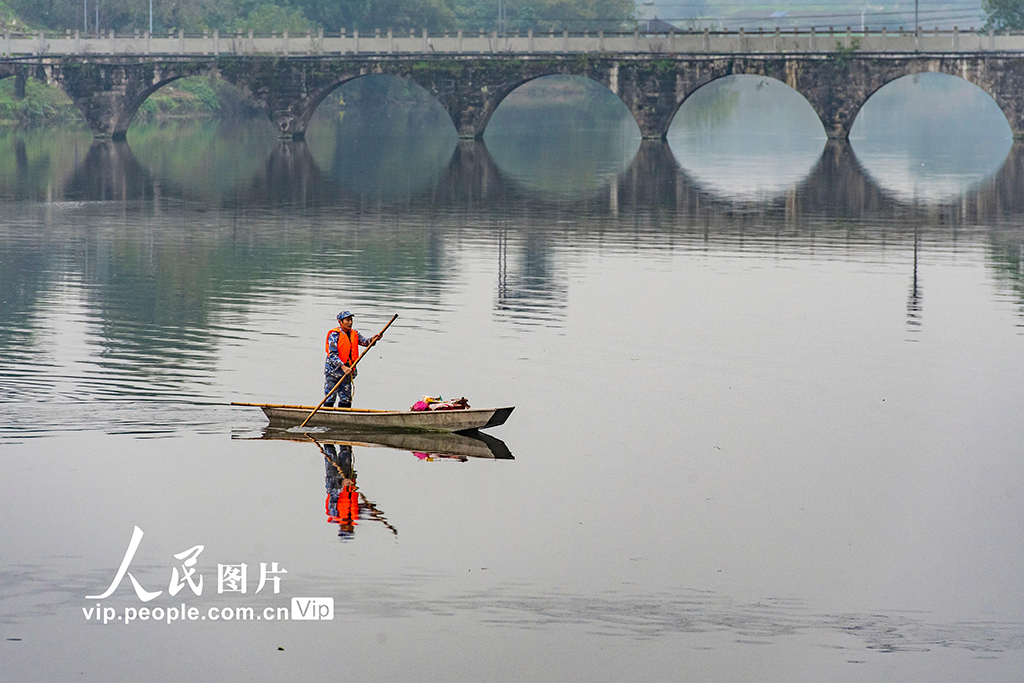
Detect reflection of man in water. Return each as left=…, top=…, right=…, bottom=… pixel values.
left=324, top=443, right=359, bottom=538
left=321, top=443, right=398, bottom=539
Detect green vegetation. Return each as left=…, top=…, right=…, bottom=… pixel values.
left=0, top=0, right=632, bottom=126
left=0, top=0, right=22, bottom=30
left=984, top=0, right=1024, bottom=29
left=673, top=77, right=740, bottom=132
left=136, top=78, right=222, bottom=120
left=3, top=0, right=632, bottom=34
left=0, top=76, right=82, bottom=124
left=231, top=3, right=315, bottom=32
left=0, top=75, right=266, bottom=125
left=455, top=0, right=634, bottom=31
left=832, top=38, right=861, bottom=68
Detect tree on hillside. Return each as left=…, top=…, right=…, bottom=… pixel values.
left=232, top=2, right=314, bottom=32
left=356, top=0, right=456, bottom=31
left=8, top=0, right=240, bottom=32
left=7, top=0, right=67, bottom=30
left=984, top=0, right=1024, bottom=29
left=456, top=0, right=634, bottom=31
left=5, top=0, right=631, bottom=32
left=288, top=0, right=456, bottom=31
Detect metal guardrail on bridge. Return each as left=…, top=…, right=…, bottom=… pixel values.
left=4, top=26, right=1024, bottom=57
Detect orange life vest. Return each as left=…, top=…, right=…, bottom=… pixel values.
left=325, top=327, right=360, bottom=364
left=325, top=487, right=359, bottom=525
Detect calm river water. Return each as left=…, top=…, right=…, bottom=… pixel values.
left=2, top=74, right=1024, bottom=682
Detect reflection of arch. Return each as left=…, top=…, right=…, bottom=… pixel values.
left=50, top=136, right=328, bottom=205
left=435, top=139, right=517, bottom=203
left=57, top=140, right=154, bottom=200
left=41, top=131, right=1024, bottom=237
left=253, top=141, right=329, bottom=204
left=616, top=139, right=890, bottom=216
left=793, top=139, right=894, bottom=215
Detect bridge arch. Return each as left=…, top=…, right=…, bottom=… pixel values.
left=785, top=56, right=1024, bottom=140
left=481, top=74, right=640, bottom=139
left=0, top=65, right=88, bottom=127
left=237, top=68, right=462, bottom=140
left=291, top=72, right=378, bottom=137
left=0, top=63, right=24, bottom=84
left=114, top=75, right=190, bottom=139
left=36, top=54, right=1024, bottom=143
left=111, top=71, right=272, bottom=139
left=400, top=60, right=639, bottom=140
left=298, top=72, right=457, bottom=138
left=667, top=73, right=826, bottom=140
left=850, top=69, right=1014, bottom=141
left=49, top=62, right=213, bottom=139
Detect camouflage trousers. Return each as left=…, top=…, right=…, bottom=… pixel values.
left=323, top=362, right=356, bottom=407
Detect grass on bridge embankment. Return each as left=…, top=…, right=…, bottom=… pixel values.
left=0, top=76, right=265, bottom=126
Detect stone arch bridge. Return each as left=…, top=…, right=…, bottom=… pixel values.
left=2, top=53, right=1024, bottom=141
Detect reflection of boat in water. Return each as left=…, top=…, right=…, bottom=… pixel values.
left=232, top=402, right=514, bottom=432
left=248, top=426, right=514, bottom=460
left=235, top=427, right=514, bottom=541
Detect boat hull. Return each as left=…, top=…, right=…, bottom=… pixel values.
left=247, top=427, right=514, bottom=459
left=233, top=402, right=514, bottom=432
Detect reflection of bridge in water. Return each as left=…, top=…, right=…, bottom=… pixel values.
left=47, top=135, right=1024, bottom=328
left=3, top=131, right=1021, bottom=391
left=55, top=135, right=1024, bottom=223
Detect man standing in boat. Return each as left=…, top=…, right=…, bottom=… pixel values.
left=324, top=311, right=379, bottom=408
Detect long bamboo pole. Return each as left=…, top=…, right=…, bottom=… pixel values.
left=298, top=314, right=398, bottom=428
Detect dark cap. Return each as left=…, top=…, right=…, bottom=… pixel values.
left=337, top=310, right=354, bottom=321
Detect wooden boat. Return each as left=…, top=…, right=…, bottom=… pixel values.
left=244, top=427, right=514, bottom=459
left=232, top=402, right=514, bottom=433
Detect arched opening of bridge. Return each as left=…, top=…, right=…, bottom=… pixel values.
left=129, top=76, right=269, bottom=130
left=667, top=75, right=825, bottom=202
left=0, top=74, right=87, bottom=129
left=124, top=76, right=279, bottom=199
left=851, top=73, right=1013, bottom=203
left=305, top=74, right=457, bottom=199
left=483, top=75, right=640, bottom=199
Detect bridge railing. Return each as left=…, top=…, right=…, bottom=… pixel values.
left=5, top=26, right=1024, bottom=57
